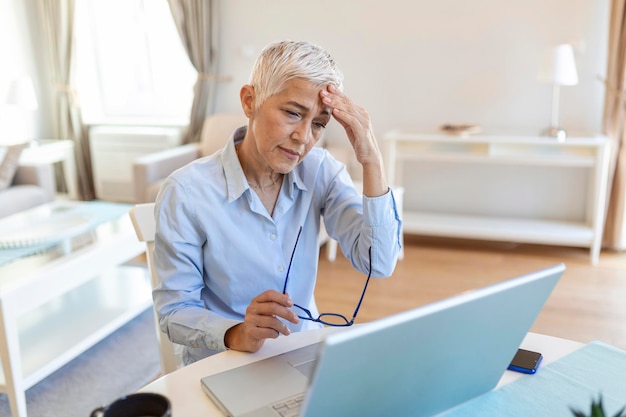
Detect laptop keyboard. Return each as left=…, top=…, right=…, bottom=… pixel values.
left=271, top=392, right=305, bottom=417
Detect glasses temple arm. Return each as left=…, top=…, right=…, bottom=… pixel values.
left=282, top=226, right=303, bottom=294
left=350, top=246, right=372, bottom=322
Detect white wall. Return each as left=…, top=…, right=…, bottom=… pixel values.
left=1, top=1, right=610, bottom=144
left=0, top=0, right=611, bottom=167
left=215, top=0, right=610, bottom=148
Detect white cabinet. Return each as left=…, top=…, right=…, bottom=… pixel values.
left=384, top=131, right=611, bottom=264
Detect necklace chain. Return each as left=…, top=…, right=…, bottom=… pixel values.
left=247, top=177, right=280, bottom=190
left=237, top=144, right=282, bottom=190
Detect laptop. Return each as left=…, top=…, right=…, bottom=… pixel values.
left=201, top=263, right=565, bottom=417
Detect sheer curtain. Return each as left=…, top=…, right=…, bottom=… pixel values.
left=602, top=0, right=626, bottom=249
left=38, top=0, right=94, bottom=200
left=168, top=0, right=221, bottom=144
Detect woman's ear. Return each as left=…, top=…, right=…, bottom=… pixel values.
left=240, top=84, right=255, bottom=118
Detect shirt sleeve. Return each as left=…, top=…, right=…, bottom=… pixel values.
left=152, top=176, right=239, bottom=356
left=320, top=154, right=402, bottom=278
left=362, top=188, right=403, bottom=276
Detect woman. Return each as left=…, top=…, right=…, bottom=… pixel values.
left=153, top=40, right=402, bottom=364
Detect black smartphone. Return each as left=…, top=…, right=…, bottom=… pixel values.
left=507, top=348, right=543, bottom=374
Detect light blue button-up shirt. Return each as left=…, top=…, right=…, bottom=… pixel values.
left=153, top=127, right=402, bottom=363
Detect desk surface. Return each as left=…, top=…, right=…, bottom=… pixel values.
left=139, top=329, right=583, bottom=417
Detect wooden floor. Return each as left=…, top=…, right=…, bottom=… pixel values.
left=315, top=236, right=626, bottom=350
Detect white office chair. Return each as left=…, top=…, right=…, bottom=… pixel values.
left=129, top=203, right=181, bottom=374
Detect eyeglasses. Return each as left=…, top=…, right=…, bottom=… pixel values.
left=282, top=226, right=372, bottom=327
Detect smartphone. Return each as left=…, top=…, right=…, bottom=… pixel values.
left=507, top=348, right=543, bottom=374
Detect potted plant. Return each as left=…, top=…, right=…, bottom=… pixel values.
left=571, top=396, right=626, bottom=417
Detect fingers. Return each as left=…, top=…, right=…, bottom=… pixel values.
left=320, top=86, right=367, bottom=131
left=249, top=290, right=299, bottom=326
left=320, top=86, right=382, bottom=166
left=321, top=86, right=372, bottom=140
left=226, top=290, right=300, bottom=353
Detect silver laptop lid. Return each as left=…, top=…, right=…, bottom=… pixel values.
left=301, top=263, right=565, bottom=417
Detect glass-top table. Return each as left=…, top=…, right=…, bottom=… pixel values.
left=0, top=201, right=152, bottom=417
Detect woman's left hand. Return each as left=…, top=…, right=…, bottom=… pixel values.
left=320, top=85, right=388, bottom=197
left=320, top=85, right=383, bottom=167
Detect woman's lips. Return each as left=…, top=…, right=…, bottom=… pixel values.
left=280, top=147, right=301, bottom=161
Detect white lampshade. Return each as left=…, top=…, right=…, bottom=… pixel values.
left=5, top=76, right=38, bottom=110
left=537, top=44, right=579, bottom=86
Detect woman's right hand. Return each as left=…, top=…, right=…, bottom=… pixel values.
left=224, top=290, right=299, bottom=352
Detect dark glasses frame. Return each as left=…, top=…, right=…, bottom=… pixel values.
left=281, top=226, right=372, bottom=327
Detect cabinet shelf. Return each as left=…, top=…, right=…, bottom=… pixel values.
left=385, top=131, right=611, bottom=264
left=0, top=265, right=152, bottom=390
left=395, top=153, right=595, bottom=167
left=402, top=212, right=594, bottom=247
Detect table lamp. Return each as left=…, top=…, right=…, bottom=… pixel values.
left=4, top=75, right=38, bottom=144
left=6, top=76, right=39, bottom=110
left=537, top=44, right=579, bottom=142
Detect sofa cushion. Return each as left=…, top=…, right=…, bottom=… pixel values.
left=0, top=185, right=49, bottom=219
left=198, top=114, right=248, bottom=157
left=0, top=143, right=27, bottom=190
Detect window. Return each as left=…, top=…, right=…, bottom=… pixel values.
left=75, top=0, right=196, bottom=123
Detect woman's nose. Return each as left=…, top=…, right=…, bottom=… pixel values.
left=291, top=123, right=311, bottom=144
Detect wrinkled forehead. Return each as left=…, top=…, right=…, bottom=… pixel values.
left=271, top=78, right=332, bottom=116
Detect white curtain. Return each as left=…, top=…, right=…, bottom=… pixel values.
left=168, top=0, right=220, bottom=144
left=38, top=0, right=94, bottom=200
left=602, top=0, right=626, bottom=249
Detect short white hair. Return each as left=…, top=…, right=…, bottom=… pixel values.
left=249, top=40, right=344, bottom=111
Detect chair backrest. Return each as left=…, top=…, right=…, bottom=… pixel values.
left=198, top=113, right=248, bottom=158
left=129, top=202, right=180, bottom=374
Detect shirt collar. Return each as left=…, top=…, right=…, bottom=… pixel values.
left=222, top=127, right=247, bottom=202
left=222, top=126, right=309, bottom=202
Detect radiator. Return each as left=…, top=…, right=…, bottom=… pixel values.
left=89, top=125, right=183, bottom=202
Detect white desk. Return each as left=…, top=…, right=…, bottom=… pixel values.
left=19, top=139, right=78, bottom=199
left=139, top=329, right=582, bottom=417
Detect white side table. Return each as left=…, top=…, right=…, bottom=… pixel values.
left=0, top=202, right=151, bottom=417
left=19, top=140, right=78, bottom=200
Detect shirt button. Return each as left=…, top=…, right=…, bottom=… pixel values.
left=270, top=234, right=277, bottom=240
left=211, top=342, right=218, bottom=350
left=278, top=265, right=285, bottom=272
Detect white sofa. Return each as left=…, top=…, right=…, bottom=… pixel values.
left=133, top=113, right=248, bottom=204
left=0, top=162, right=56, bottom=219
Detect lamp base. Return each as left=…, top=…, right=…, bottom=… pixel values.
left=541, top=126, right=567, bottom=143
